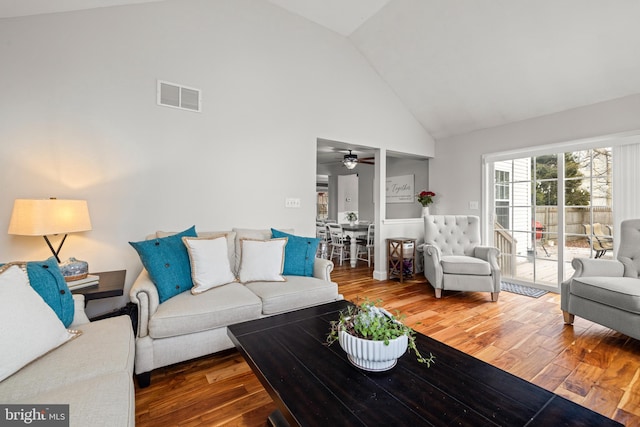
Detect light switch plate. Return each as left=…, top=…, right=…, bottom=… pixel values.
left=285, top=198, right=301, bottom=208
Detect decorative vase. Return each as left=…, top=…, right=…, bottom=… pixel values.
left=421, top=206, right=430, bottom=217
left=349, top=220, right=355, bottom=226
left=59, top=257, right=89, bottom=282
left=338, top=330, right=408, bottom=372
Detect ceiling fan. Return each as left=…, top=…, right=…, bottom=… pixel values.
left=342, top=150, right=374, bottom=169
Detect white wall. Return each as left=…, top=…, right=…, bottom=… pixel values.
left=431, top=94, right=640, bottom=219
left=0, top=0, right=434, bottom=316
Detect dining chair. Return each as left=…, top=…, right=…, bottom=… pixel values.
left=356, top=223, right=375, bottom=267
left=316, top=221, right=329, bottom=259
left=327, top=223, right=350, bottom=266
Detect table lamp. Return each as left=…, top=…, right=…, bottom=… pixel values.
left=8, top=198, right=92, bottom=281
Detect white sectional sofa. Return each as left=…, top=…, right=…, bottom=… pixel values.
left=0, top=294, right=135, bottom=427
left=129, top=228, right=341, bottom=387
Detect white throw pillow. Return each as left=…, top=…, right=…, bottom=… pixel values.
left=238, top=238, right=287, bottom=283
left=183, top=236, right=237, bottom=294
left=0, top=264, right=81, bottom=382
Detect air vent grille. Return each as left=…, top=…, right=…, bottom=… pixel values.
left=157, top=80, right=201, bottom=112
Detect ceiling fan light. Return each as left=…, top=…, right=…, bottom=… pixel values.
left=343, top=151, right=358, bottom=169
left=344, top=160, right=357, bottom=169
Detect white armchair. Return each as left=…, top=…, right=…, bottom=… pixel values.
left=561, top=219, right=640, bottom=340
left=422, top=215, right=501, bottom=301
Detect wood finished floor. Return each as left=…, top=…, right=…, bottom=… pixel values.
left=135, top=262, right=640, bottom=426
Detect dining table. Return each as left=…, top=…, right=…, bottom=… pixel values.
left=341, top=223, right=370, bottom=267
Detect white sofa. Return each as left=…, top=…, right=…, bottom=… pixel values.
left=0, top=294, right=135, bottom=427
left=129, top=228, right=342, bottom=387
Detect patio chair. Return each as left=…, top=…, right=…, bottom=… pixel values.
left=583, top=223, right=613, bottom=258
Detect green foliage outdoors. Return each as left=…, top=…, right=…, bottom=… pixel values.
left=535, top=153, right=590, bottom=206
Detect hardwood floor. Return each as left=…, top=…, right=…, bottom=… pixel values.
left=135, top=262, right=640, bottom=426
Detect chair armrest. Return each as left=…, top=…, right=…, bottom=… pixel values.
left=70, top=294, right=90, bottom=327
left=474, top=246, right=500, bottom=266
left=422, top=244, right=443, bottom=288
left=129, top=269, right=160, bottom=338
left=474, top=246, right=502, bottom=290
left=570, top=258, right=624, bottom=278
left=313, top=258, right=334, bottom=282
left=422, top=244, right=442, bottom=262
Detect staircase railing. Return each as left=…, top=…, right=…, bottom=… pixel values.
left=494, top=222, right=516, bottom=276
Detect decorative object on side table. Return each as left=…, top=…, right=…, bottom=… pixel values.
left=8, top=198, right=92, bottom=280
left=345, top=212, right=358, bottom=226
left=66, top=273, right=99, bottom=291
left=416, top=190, right=436, bottom=216
left=59, top=257, right=89, bottom=281
left=326, top=299, right=434, bottom=371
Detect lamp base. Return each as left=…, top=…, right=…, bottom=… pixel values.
left=59, top=257, right=89, bottom=282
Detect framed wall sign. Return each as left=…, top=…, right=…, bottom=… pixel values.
left=386, top=174, right=414, bottom=204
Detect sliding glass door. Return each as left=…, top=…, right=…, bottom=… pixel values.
left=490, top=147, right=612, bottom=289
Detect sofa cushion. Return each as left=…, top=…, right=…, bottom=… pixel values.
left=0, top=264, right=81, bottom=383
left=183, top=236, right=237, bottom=294
left=155, top=230, right=236, bottom=275
left=148, top=282, right=262, bottom=339
left=441, top=255, right=491, bottom=276
left=271, top=229, right=321, bottom=277
left=571, top=277, right=640, bottom=314
left=245, top=275, right=339, bottom=315
left=232, top=228, right=294, bottom=275
left=5, top=372, right=135, bottom=427
left=0, top=315, right=133, bottom=400
left=129, top=225, right=197, bottom=303
left=238, top=238, right=287, bottom=284
left=26, top=257, right=74, bottom=327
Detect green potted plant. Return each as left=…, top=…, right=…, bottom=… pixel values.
left=326, top=300, right=435, bottom=371
left=345, top=212, right=358, bottom=226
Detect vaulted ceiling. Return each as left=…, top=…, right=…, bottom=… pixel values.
left=4, top=0, right=640, bottom=140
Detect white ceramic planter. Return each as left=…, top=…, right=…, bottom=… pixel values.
left=338, top=330, right=409, bottom=372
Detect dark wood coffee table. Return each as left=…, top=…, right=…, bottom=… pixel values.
left=227, top=300, right=621, bottom=427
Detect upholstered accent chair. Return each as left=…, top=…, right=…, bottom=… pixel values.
left=561, top=219, right=640, bottom=340
left=422, top=215, right=501, bottom=301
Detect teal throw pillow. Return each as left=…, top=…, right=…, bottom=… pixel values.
left=26, top=257, right=75, bottom=328
left=129, top=225, right=197, bottom=303
left=271, top=229, right=320, bottom=277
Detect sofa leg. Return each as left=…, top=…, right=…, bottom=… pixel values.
left=490, top=292, right=499, bottom=302
left=435, top=288, right=442, bottom=298
left=563, top=311, right=575, bottom=325
left=136, top=372, right=151, bottom=388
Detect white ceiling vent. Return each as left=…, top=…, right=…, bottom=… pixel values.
left=157, top=80, right=201, bottom=112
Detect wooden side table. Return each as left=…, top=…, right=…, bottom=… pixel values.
left=71, top=270, right=126, bottom=307
left=387, top=238, right=416, bottom=283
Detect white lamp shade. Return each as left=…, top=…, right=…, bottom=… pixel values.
left=8, top=199, right=92, bottom=236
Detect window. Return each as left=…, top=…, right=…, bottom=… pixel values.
left=488, top=147, right=613, bottom=289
